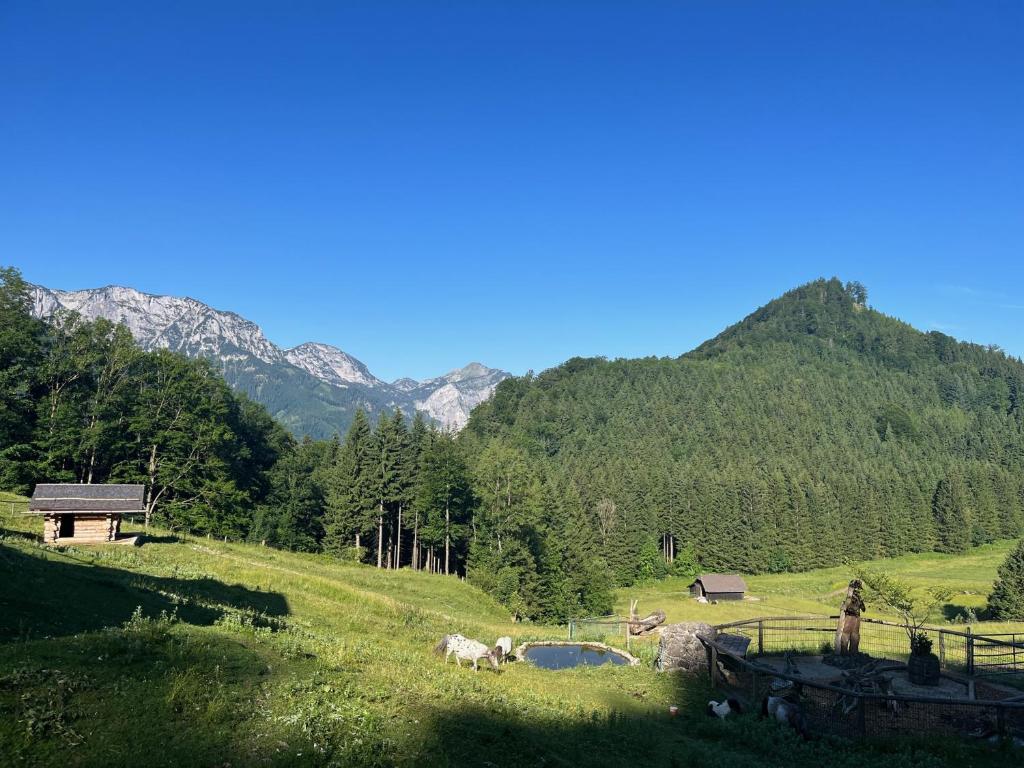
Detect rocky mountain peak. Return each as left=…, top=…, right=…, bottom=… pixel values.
left=284, top=342, right=383, bottom=388
left=30, top=282, right=511, bottom=435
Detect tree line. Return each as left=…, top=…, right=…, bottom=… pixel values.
left=1, top=267, right=291, bottom=537
left=8, top=269, right=1024, bottom=623
left=0, top=266, right=613, bottom=621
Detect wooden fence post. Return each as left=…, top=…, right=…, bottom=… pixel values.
left=938, top=630, right=946, bottom=669
left=967, top=627, right=974, bottom=676
left=758, top=620, right=764, bottom=656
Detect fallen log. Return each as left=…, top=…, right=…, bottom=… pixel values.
left=628, top=609, right=666, bottom=635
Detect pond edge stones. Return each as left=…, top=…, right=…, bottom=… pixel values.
left=514, top=640, right=640, bottom=666
left=656, top=622, right=716, bottom=673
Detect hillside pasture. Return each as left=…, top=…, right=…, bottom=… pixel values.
left=617, top=541, right=1024, bottom=633
left=1, top=503, right=1021, bottom=766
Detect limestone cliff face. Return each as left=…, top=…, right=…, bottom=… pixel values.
left=31, top=284, right=510, bottom=436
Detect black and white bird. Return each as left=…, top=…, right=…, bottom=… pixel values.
left=706, top=698, right=742, bottom=718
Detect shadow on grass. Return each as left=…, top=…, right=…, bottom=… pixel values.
left=0, top=618, right=318, bottom=766
left=0, top=528, right=39, bottom=544
left=422, top=696, right=1012, bottom=768
left=137, top=533, right=182, bottom=545
left=0, top=540, right=289, bottom=641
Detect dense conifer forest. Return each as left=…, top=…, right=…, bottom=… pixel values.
left=5, top=267, right=1024, bottom=623
left=0, top=266, right=611, bottom=621
left=465, top=278, right=1024, bottom=593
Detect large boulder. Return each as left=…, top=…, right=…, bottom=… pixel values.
left=656, top=622, right=715, bottom=673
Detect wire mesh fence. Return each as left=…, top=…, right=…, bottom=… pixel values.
left=567, top=616, right=633, bottom=649
left=705, top=616, right=1024, bottom=740
left=714, top=616, right=1023, bottom=677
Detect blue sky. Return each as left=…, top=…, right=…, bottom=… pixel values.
left=2, top=2, right=1022, bottom=381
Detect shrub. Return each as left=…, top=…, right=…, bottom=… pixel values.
left=910, top=631, right=932, bottom=657
left=338, top=545, right=367, bottom=563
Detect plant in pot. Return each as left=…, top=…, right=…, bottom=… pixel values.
left=907, top=631, right=941, bottom=686
left=856, top=568, right=950, bottom=687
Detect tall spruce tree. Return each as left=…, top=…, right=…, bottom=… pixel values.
left=371, top=411, right=405, bottom=568
left=323, top=409, right=376, bottom=556
left=987, top=539, right=1024, bottom=620
left=0, top=267, right=44, bottom=491
left=933, top=472, right=971, bottom=554
left=416, top=432, right=473, bottom=575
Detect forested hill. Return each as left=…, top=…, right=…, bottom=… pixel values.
left=464, top=278, right=1024, bottom=580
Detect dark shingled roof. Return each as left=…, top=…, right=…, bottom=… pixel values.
left=28, top=484, right=145, bottom=513
left=692, top=574, right=747, bottom=593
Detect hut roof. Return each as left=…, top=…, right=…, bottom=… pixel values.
left=692, top=573, right=747, bottom=593
left=28, top=484, right=145, bottom=513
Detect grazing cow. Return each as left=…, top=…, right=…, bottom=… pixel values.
left=434, top=634, right=501, bottom=672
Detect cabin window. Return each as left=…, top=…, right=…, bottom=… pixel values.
left=61, top=515, right=75, bottom=538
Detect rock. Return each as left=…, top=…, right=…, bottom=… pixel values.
left=656, top=622, right=716, bottom=673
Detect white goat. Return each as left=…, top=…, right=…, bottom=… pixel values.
left=434, top=634, right=501, bottom=672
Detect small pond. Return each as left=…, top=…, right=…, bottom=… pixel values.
left=522, top=643, right=631, bottom=670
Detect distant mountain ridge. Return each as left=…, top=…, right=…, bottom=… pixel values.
left=31, top=284, right=509, bottom=437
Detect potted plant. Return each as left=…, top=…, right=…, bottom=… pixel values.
left=907, top=631, right=941, bottom=686
left=857, top=569, right=949, bottom=687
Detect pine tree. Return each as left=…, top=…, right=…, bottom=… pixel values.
left=416, top=433, right=474, bottom=575
left=987, top=539, right=1024, bottom=620
left=323, top=409, right=376, bottom=556
left=408, top=412, right=432, bottom=569
left=0, top=267, right=44, bottom=490
left=389, top=410, right=412, bottom=568
left=254, top=438, right=326, bottom=551
left=933, top=472, right=971, bottom=554
left=370, top=412, right=406, bottom=568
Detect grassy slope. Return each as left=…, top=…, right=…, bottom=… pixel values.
left=617, top=541, right=1024, bottom=633
left=1, top=501, right=1019, bottom=767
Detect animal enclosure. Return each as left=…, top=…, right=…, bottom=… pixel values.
left=703, top=615, right=1024, bottom=740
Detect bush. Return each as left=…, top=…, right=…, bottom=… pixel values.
left=636, top=540, right=669, bottom=582
left=670, top=545, right=699, bottom=581
left=338, top=545, right=367, bottom=563
left=910, top=631, right=932, bottom=657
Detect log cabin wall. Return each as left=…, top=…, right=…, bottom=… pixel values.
left=43, top=514, right=58, bottom=543
left=44, top=513, right=122, bottom=543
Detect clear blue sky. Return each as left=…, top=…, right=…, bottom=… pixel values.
left=2, top=2, right=1022, bottom=381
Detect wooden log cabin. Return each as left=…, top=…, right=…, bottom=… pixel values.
left=689, top=573, right=747, bottom=601
left=27, top=484, right=144, bottom=545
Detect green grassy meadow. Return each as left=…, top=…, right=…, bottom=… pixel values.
left=616, top=541, right=1024, bottom=633
left=2, top=496, right=1022, bottom=767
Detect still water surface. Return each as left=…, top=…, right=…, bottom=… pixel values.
left=523, top=644, right=630, bottom=670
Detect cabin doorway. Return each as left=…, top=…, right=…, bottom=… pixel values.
left=60, top=515, right=75, bottom=539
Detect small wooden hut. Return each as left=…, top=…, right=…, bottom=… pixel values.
left=27, top=484, right=144, bottom=545
left=689, top=573, right=747, bottom=601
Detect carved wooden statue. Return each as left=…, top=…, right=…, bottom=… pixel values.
left=834, top=579, right=865, bottom=655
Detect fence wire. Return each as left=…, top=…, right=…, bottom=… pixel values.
left=706, top=616, right=1024, bottom=740
left=568, top=616, right=632, bottom=647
